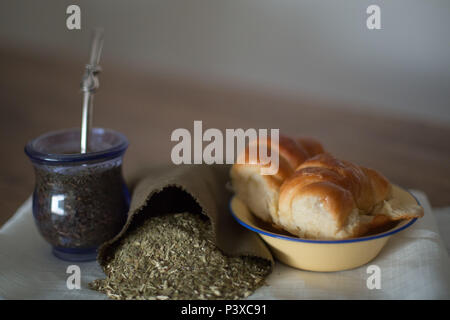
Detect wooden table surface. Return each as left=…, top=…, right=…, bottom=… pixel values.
left=1, top=48, right=449, bottom=227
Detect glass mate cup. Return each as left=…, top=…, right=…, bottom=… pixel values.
left=25, top=128, right=130, bottom=261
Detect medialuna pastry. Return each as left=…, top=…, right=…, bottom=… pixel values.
left=230, top=136, right=423, bottom=240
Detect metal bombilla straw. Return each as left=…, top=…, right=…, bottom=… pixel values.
left=80, top=29, right=104, bottom=154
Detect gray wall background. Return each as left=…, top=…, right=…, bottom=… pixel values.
left=1, top=0, right=449, bottom=123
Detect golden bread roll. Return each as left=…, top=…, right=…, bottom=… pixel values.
left=230, top=135, right=324, bottom=223
left=278, top=153, right=423, bottom=239
left=230, top=136, right=423, bottom=240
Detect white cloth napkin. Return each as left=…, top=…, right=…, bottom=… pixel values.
left=434, top=207, right=450, bottom=255
left=1, top=190, right=449, bottom=300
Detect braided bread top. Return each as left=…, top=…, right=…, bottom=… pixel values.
left=279, top=153, right=392, bottom=227
left=234, top=135, right=324, bottom=187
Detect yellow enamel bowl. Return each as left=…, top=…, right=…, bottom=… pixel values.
left=230, top=185, right=420, bottom=272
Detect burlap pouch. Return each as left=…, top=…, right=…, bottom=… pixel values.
left=97, top=164, right=274, bottom=268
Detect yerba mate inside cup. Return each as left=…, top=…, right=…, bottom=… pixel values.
left=25, top=127, right=130, bottom=262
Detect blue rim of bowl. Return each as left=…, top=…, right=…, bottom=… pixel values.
left=229, top=188, right=420, bottom=244
left=25, top=127, right=129, bottom=164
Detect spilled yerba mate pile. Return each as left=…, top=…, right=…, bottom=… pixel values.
left=90, top=212, right=271, bottom=300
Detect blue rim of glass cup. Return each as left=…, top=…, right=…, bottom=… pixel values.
left=25, top=127, right=129, bottom=164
